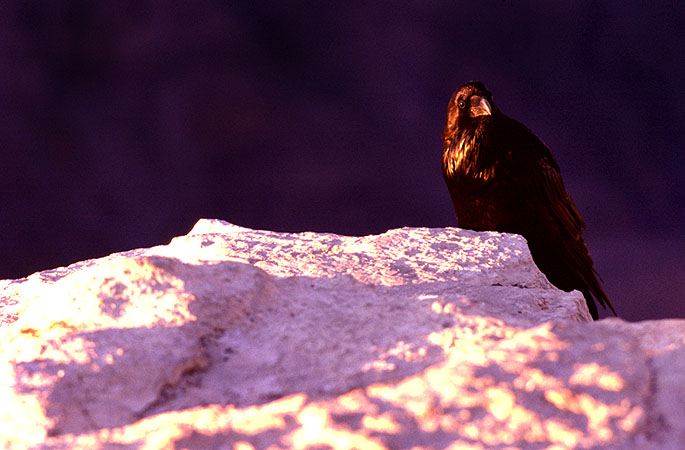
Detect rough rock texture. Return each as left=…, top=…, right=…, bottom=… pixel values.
left=0, top=219, right=682, bottom=449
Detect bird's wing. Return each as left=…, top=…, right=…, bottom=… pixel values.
left=503, top=121, right=586, bottom=239
left=516, top=129, right=616, bottom=316
left=535, top=156, right=586, bottom=237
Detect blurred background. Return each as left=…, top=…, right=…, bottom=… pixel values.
left=0, top=1, right=682, bottom=321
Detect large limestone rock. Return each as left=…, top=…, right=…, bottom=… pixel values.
left=0, top=219, right=682, bottom=449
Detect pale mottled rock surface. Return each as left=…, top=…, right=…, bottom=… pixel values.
left=0, top=219, right=682, bottom=449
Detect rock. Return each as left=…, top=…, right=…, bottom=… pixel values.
left=0, top=219, right=682, bottom=449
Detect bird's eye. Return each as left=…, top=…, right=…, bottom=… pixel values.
left=457, top=100, right=466, bottom=109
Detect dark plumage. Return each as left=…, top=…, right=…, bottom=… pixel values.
left=441, top=81, right=616, bottom=319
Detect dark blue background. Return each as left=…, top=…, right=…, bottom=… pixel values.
left=1, top=1, right=683, bottom=320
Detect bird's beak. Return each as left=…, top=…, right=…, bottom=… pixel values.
left=470, top=95, right=492, bottom=117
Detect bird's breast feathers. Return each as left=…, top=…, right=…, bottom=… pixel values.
left=443, top=127, right=498, bottom=182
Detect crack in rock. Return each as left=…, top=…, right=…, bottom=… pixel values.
left=136, top=351, right=211, bottom=420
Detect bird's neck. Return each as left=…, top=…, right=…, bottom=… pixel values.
left=444, top=121, right=495, bottom=181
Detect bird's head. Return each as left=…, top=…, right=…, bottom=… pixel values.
left=442, top=81, right=496, bottom=145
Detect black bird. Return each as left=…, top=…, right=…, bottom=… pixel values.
left=441, top=81, right=616, bottom=319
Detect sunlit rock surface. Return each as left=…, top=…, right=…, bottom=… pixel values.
left=0, top=219, right=682, bottom=449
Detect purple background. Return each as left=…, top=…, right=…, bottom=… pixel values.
left=1, top=2, right=683, bottom=321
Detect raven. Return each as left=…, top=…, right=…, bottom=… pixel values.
left=441, top=81, right=616, bottom=319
